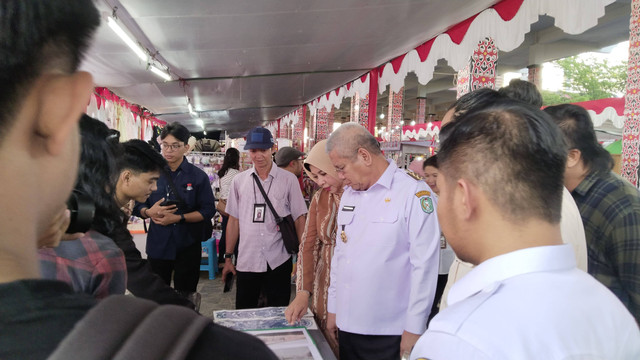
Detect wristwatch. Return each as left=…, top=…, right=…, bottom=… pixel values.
left=180, top=214, right=185, bottom=223
left=223, top=253, right=234, bottom=259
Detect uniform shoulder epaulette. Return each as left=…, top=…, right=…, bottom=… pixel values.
left=405, top=170, right=423, bottom=181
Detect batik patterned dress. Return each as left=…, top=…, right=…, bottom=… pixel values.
left=296, top=188, right=341, bottom=354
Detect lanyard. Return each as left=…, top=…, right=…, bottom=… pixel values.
left=252, top=174, right=274, bottom=204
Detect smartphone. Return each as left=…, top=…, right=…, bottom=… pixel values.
left=223, top=272, right=234, bottom=293
left=160, top=200, right=179, bottom=207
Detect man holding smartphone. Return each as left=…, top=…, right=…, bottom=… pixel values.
left=135, top=122, right=215, bottom=302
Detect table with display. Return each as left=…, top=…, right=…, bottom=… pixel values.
left=213, top=306, right=337, bottom=360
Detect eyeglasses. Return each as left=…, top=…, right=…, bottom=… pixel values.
left=161, top=143, right=183, bottom=151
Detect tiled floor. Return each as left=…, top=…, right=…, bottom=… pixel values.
left=196, top=270, right=296, bottom=318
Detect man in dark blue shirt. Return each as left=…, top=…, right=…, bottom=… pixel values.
left=135, top=122, right=215, bottom=298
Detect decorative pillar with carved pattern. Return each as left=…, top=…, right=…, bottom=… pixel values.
left=350, top=93, right=360, bottom=123
left=387, top=87, right=404, bottom=142
left=527, top=64, right=542, bottom=88
left=316, top=108, right=332, bottom=142
left=623, top=0, right=640, bottom=186
left=416, top=97, right=427, bottom=124
left=456, top=37, right=499, bottom=99
left=350, top=92, right=370, bottom=127
left=293, top=107, right=305, bottom=151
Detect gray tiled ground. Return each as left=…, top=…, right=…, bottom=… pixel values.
left=196, top=270, right=296, bottom=318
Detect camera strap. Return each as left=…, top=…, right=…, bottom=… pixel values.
left=164, top=168, right=187, bottom=209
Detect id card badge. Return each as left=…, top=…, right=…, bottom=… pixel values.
left=253, top=204, right=266, bottom=223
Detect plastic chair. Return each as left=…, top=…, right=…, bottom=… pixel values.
left=200, top=238, right=217, bottom=279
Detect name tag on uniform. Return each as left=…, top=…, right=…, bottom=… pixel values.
left=342, top=205, right=355, bottom=212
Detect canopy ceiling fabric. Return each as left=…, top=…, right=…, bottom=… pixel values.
left=81, top=0, right=624, bottom=137
left=305, top=0, right=615, bottom=116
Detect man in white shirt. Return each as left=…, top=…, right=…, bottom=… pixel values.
left=439, top=88, right=588, bottom=309
left=326, top=123, right=440, bottom=359
left=411, top=100, right=640, bottom=360
left=222, top=127, right=307, bottom=309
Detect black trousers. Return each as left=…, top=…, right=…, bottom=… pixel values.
left=338, top=330, right=401, bottom=360
left=148, top=241, right=201, bottom=293
left=235, top=257, right=292, bottom=309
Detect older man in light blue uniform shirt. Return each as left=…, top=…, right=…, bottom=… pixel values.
left=325, top=123, right=440, bottom=360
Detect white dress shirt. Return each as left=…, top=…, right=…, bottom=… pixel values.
left=411, top=244, right=640, bottom=360
left=440, top=187, right=588, bottom=309
left=328, top=160, right=441, bottom=335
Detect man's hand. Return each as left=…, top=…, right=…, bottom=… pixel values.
left=285, top=291, right=310, bottom=325
left=151, top=212, right=180, bottom=226
left=400, top=330, right=421, bottom=358
left=326, top=312, right=339, bottom=346
left=38, top=208, right=84, bottom=248
left=221, top=259, right=236, bottom=282
left=146, top=197, right=177, bottom=218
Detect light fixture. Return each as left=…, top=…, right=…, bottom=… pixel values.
left=107, top=16, right=147, bottom=61
left=196, top=119, right=204, bottom=128
left=395, top=125, right=400, bottom=130
left=354, top=104, right=360, bottom=111
left=149, top=64, right=171, bottom=81
left=410, top=120, right=416, bottom=126
left=203, top=130, right=207, bottom=135
left=380, top=113, right=385, bottom=119
left=400, top=120, right=405, bottom=125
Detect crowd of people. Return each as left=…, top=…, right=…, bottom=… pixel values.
left=2, top=1, right=640, bottom=359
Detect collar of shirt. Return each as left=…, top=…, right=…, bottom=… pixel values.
left=347, top=159, right=397, bottom=194
left=447, top=244, right=576, bottom=307
left=166, top=156, right=193, bottom=175
left=250, top=162, right=278, bottom=180
left=572, top=171, right=602, bottom=197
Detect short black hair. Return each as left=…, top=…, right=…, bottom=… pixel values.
left=160, top=122, right=191, bottom=144
left=447, top=88, right=504, bottom=116
left=544, top=104, right=613, bottom=174
left=439, top=100, right=567, bottom=224
left=0, top=0, right=99, bottom=143
left=498, top=79, right=543, bottom=108
left=117, top=139, right=167, bottom=175
left=423, top=154, right=438, bottom=170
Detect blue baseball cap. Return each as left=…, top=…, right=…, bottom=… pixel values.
left=244, top=127, right=275, bottom=150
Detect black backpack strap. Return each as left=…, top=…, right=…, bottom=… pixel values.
left=48, top=295, right=210, bottom=360
left=252, top=173, right=281, bottom=221
left=164, top=168, right=187, bottom=209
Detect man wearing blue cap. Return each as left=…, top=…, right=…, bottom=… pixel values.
left=222, top=127, right=307, bottom=309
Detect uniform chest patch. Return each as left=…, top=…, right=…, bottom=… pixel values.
left=420, top=196, right=434, bottom=214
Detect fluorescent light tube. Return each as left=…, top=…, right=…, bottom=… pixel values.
left=107, top=17, right=147, bottom=61
left=149, top=65, right=171, bottom=81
